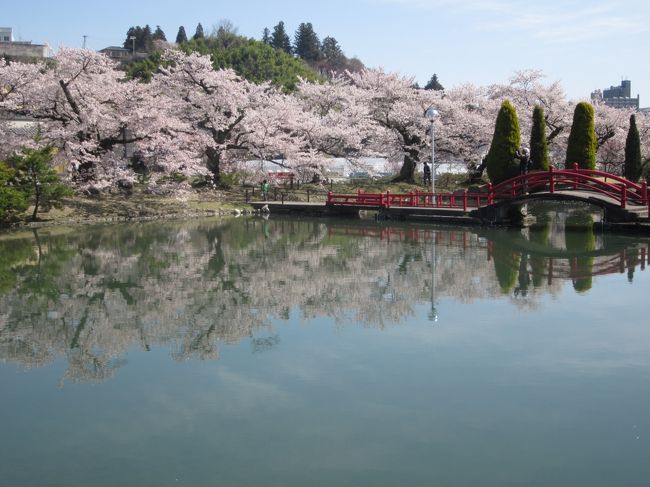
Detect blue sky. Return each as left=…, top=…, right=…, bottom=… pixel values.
left=5, top=0, right=649, bottom=105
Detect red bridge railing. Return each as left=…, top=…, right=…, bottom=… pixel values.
left=327, top=165, right=649, bottom=212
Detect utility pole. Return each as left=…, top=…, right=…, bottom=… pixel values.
left=82, top=35, right=87, bottom=49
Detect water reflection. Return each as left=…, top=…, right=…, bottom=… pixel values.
left=1, top=216, right=648, bottom=382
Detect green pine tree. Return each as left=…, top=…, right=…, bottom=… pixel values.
left=485, top=100, right=521, bottom=183
left=294, top=22, right=321, bottom=62
left=153, top=25, right=167, bottom=42
left=9, top=146, right=73, bottom=221
left=261, top=27, right=271, bottom=45
left=424, top=74, right=444, bottom=91
left=624, top=114, right=642, bottom=181
left=193, top=23, right=205, bottom=41
left=175, top=26, right=188, bottom=44
left=565, top=102, right=597, bottom=170
left=142, top=24, right=154, bottom=52
left=529, top=105, right=549, bottom=171
left=270, top=21, right=292, bottom=53
left=0, top=161, right=28, bottom=224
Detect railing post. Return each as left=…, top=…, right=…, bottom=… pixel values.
left=488, top=183, right=493, bottom=205
left=621, top=184, right=627, bottom=209
left=281, top=192, right=285, bottom=205
left=573, top=163, right=579, bottom=190
left=307, top=189, right=310, bottom=202
left=642, top=180, right=648, bottom=206
left=549, top=165, right=555, bottom=193
left=463, top=189, right=468, bottom=211
left=327, top=191, right=332, bottom=204
left=245, top=188, right=249, bottom=203
left=385, top=190, right=390, bottom=208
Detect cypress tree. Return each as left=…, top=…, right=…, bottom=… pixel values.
left=624, top=114, right=642, bottom=181
left=175, top=26, right=188, bottom=44
left=565, top=102, right=597, bottom=169
left=529, top=105, right=549, bottom=171
left=485, top=100, right=521, bottom=183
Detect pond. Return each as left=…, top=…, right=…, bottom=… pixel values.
left=1, top=213, right=649, bottom=486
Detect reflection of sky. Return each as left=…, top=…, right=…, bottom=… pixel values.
left=3, top=272, right=650, bottom=485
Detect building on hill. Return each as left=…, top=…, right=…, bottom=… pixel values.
left=99, top=45, right=148, bottom=63
left=591, top=80, right=640, bottom=109
left=99, top=46, right=132, bottom=61
left=0, top=27, right=48, bottom=59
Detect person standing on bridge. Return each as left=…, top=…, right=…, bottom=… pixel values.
left=260, top=179, right=269, bottom=200
left=423, top=161, right=432, bottom=186
left=516, top=147, right=531, bottom=175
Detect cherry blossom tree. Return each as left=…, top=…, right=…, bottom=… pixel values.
left=346, top=69, right=439, bottom=182
left=152, top=50, right=276, bottom=185
left=0, top=49, right=183, bottom=190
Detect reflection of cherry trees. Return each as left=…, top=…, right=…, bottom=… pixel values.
left=1, top=218, right=648, bottom=382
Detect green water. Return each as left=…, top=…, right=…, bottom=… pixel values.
left=1, top=215, right=649, bottom=486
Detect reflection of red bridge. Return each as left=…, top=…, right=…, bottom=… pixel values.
left=327, top=225, right=650, bottom=283
left=327, top=166, right=649, bottom=222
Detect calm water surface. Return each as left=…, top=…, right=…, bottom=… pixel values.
left=1, top=213, right=649, bottom=486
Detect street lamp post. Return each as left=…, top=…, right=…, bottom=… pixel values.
left=424, top=107, right=439, bottom=196
left=129, top=35, right=136, bottom=57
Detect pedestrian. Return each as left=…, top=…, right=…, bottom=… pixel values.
left=423, top=161, right=432, bottom=185
left=515, top=147, right=531, bottom=175
left=260, top=179, right=269, bottom=200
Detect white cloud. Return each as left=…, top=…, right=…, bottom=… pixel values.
left=369, top=0, right=650, bottom=42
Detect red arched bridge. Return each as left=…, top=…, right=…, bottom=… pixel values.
left=326, top=165, right=649, bottom=223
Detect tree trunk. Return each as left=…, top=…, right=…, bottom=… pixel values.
left=205, top=147, right=221, bottom=185
left=31, top=182, right=40, bottom=221
left=393, top=152, right=418, bottom=183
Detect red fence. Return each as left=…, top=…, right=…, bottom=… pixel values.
left=327, top=165, right=649, bottom=212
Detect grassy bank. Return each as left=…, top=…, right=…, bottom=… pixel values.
left=3, top=175, right=468, bottom=229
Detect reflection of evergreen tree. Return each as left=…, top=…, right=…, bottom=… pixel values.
left=626, top=249, right=639, bottom=283
left=492, top=243, right=521, bottom=294
left=528, top=219, right=551, bottom=288
left=565, top=215, right=595, bottom=292
left=514, top=253, right=530, bottom=297
left=0, top=238, right=35, bottom=295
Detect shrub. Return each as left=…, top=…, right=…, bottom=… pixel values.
left=486, top=100, right=520, bottom=184
left=565, top=102, right=597, bottom=170
left=530, top=105, right=550, bottom=171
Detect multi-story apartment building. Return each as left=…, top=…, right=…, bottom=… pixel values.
left=592, top=80, right=640, bottom=109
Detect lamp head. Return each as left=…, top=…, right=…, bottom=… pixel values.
left=424, top=107, right=439, bottom=120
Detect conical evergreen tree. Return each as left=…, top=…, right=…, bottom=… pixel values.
left=565, top=102, right=597, bottom=170
left=175, top=26, right=188, bottom=44
left=123, top=27, right=137, bottom=50
left=270, top=21, right=292, bottom=53
left=141, top=24, right=154, bottom=52
left=193, top=23, right=205, bottom=41
left=529, top=105, right=549, bottom=171
left=424, top=74, right=444, bottom=91
left=294, top=22, right=321, bottom=62
left=485, top=100, right=521, bottom=183
left=153, top=25, right=167, bottom=41
left=262, top=27, right=271, bottom=45
left=624, top=114, right=642, bottom=181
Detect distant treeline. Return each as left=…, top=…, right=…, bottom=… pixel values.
left=121, top=20, right=368, bottom=90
